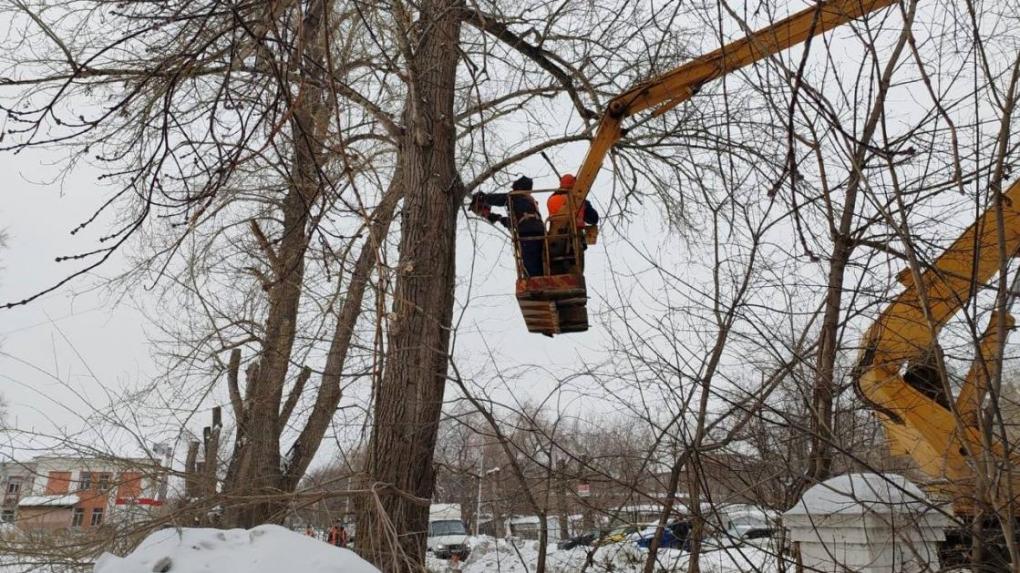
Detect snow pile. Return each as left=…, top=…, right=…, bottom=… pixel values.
left=425, top=536, right=778, bottom=573
left=549, top=543, right=777, bottom=573
left=94, top=525, right=379, bottom=573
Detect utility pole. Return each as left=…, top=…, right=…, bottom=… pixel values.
left=555, top=455, right=570, bottom=539
left=475, top=451, right=484, bottom=536
left=491, top=467, right=502, bottom=537
left=475, top=456, right=501, bottom=537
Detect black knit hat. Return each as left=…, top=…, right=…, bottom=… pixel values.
left=512, top=176, right=533, bottom=191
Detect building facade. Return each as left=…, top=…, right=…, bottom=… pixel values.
left=0, top=456, right=166, bottom=532
left=0, top=460, right=34, bottom=525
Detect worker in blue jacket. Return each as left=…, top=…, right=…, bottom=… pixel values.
left=470, top=176, right=546, bottom=277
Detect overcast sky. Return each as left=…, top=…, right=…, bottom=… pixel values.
left=0, top=116, right=633, bottom=464
left=0, top=143, right=156, bottom=447
left=0, top=0, right=989, bottom=471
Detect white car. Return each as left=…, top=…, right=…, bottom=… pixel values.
left=723, top=507, right=777, bottom=542
left=427, top=519, right=469, bottom=560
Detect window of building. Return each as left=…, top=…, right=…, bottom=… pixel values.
left=5, top=478, right=21, bottom=495
left=0, top=509, right=15, bottom=523
left=71, top=508, right=85, bottom=527
left=90, top=508, right=103, bottom=527
left=79, top=472, right=92, bottom=491
left=96, top=473, right=112, bottom=491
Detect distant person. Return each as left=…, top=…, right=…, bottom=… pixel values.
left=327, top=521, right=349, bottom=548
left=305, top=525, right=316, bottom=538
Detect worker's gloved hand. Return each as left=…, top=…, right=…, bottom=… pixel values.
left=486, top=213, right=506, bottom=226
left=469, top=192, right=490, bottom=216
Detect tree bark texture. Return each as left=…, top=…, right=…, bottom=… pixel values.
left=358, top=0, right=464, bottom=568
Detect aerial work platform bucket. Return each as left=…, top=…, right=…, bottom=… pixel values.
left=506, top=187, right=592, bottom=336
left=515, top=274, right=588, bottom=335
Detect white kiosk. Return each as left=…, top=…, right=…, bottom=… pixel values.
left=783, top=473, right=949, bottom=572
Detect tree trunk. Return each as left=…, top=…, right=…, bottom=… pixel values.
left=685, top=457, right=704, bottom=573
left=806, top=232, right=851, bottom=484
left=358, top=0, right=464, bottom=569
left=556, top=458, right=570, bottom=540
left=221, top=0, right=333, bottom=527
left=804, top=3, right=915, bottom=487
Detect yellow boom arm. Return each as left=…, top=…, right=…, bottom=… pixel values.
left=567, top=0, right=898, bottom=208
left=856, top=178, right=1020, bottom=495
left=511, top=0, right=899, bottom=336
left=558, top=0, right=1020, bottom=498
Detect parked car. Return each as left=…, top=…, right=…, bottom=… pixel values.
left=723, top=507, right=777, bottom=542
left=427, top=504, right=469, bottom=560
left=633, top=520, right=692, bottom=550
left=595, top=524, right=641, bottom=546
left=558, top=531, right=602, bottom=550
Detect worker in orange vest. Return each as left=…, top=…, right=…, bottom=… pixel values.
left=547, top=173, right=599, bottom=233
left=546, top=173, right=599, bottom=272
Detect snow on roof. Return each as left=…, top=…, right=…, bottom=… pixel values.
left=429, top=503, right=461, bottom=520
left=612, top=501, right=724, bottom=516
left=95, top=525, right=380, bottom=573
left=18, top=494, right=79, bottom=507
left=613, top=504, right=667, bottom=513
left=784, top=473, right=929, bottom=516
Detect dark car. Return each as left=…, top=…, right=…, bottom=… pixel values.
left=558, top=531, right=601, bottom=550
left=740, top=527, right=774, bottom=541
left=633, top=520, right=691, bottom=550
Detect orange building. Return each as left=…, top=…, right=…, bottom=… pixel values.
left=1, top=456, right=166, bottom=532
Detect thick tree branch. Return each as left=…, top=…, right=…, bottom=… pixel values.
left=279, top=366, right=312, bottom=431
left=248, top=220, right=280, bottom=270
left=461, top=7, right=597, bottom=121
left=284, top=175, right=403, bottom=484
left=226, top=349, right=244, bottom=422
left=465, top=134, right=588, bottom=193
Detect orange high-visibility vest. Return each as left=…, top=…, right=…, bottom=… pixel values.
left=547, top=192, right=585, bottom=228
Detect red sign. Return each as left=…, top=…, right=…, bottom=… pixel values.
left=577, top=483, right=591, bottom=498
left=115, top=497, right=164, bottom=507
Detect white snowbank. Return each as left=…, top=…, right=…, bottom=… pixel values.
left=94, top=525, right=379, bottom=573
left=425, top=536, right=778, bottom=573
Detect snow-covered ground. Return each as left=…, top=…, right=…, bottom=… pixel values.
left=3, top=529, right=777, bottom=573
left=426, top=536, right=779, bottom=573
left=94, top=525, right=379, bottom=573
